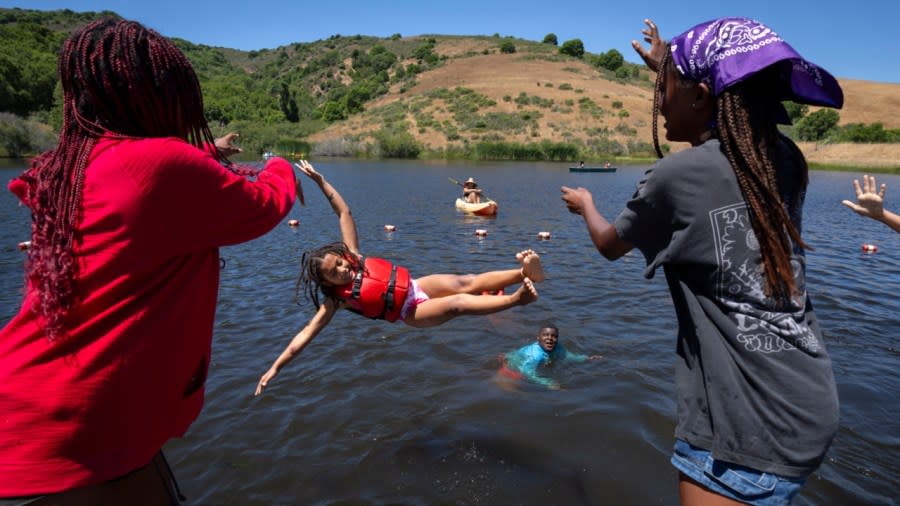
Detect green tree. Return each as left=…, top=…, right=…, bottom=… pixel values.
left=559, top=39, right=585, bottom=58
left=374, top=128, right=421, bottom=158
left=0, top=112, right=31, bottom=156
left=593, top=49, right=624, bottom=71
left=318, top=100, right=347, bottom=122
left=795, top=109, right=839, bottom=141
left=783, top=101, right=809, bottom=122
left=279, top=82, right=299, bottom=122
left=499, top=41, right=516, bottom=54
left=542, top=33, right=558, bottom=45
left=833, top=123, right=891, bottom=143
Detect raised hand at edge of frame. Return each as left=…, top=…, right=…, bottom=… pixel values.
left=842, top=174, right=886, bottom=219
left=631, top=18, right=666, bottom=73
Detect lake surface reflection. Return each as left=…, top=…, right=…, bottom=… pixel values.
left=1, top=159, right=897, bottom=505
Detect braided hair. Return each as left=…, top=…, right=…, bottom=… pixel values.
left=296, top=242, right=360, bottom=308
left=19, top=18, right=221, bottom=341
left=652, top=46, right=809, bottom=303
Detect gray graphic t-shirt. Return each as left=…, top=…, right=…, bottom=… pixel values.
left=614, top=139, right=839, bottom=477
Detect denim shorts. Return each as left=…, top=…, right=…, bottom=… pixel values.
left=671, top=439, right=806, bottom=506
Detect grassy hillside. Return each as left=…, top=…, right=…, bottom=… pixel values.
left=2, top=7, right=899, bottom=168
left=310, top=44, right=658, bottom=158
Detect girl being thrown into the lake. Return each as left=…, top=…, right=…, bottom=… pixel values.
left=255, top=161, right=542, bottom=395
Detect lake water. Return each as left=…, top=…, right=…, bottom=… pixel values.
left=1, top=158, right=897, bottom=505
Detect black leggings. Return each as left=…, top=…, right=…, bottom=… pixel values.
left=0, top=451, right=185, bottom=506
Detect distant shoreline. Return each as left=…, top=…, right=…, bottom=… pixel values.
left=4, top=142, right=898, bottom=174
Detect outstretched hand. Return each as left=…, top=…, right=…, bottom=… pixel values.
left=560, top=186, right=594, bottom=215
left=842, top=174, right=886, bottom=219
left=214, top=132, right=243, bottom=157
left=631, top=19, right=666, bottom=73
left=255, top=368, right=278, bottom=396
left=295, top=159, right=324, bottom=184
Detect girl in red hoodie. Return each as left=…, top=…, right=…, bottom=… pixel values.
left=0, top=18, right=297, bottom=504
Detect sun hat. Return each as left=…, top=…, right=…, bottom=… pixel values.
left=669, top=17, right=843, bottom=108
left=464, top=177, right=477, bottom=185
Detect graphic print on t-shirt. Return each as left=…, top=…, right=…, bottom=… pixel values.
left=709, top=202, right=820, bottom=354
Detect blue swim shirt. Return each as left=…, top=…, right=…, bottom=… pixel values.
left=503, top=342, right=588, bottom=388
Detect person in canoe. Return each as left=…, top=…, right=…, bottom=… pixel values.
left=255, top=161, right=543, bottom=395
left=463, top=177, right=483, bottom=203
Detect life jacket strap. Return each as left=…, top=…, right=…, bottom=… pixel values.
left=380, top=264, right=399, bottom=319
left=351, top=255, right=366, bottom=300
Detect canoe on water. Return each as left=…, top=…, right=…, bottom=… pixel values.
left=569, top=167, right=616, bottom=172
left=455, top=198, right=498, bottom=216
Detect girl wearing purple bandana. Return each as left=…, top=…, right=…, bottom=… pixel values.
left=561, top=17, right=842, bottom=506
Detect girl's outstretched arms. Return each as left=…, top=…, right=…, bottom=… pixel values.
left=255, top=298, right=338, bottom=396
left=296, top=160, right=359, bottom=253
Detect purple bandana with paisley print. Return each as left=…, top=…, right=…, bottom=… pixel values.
left=669, top=17, right=843, bottom=108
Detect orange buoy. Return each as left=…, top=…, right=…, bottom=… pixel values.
left=475, top=229, right=488, bottom=236
left=384, top=224, right=396, bottom=232
left=17, top=240, right=31, bottom=251
left=862, top=244, right=878, bottom=253
left=537, top=231, right=551, bottom=240
left=287, top=219, right=299, bottom=227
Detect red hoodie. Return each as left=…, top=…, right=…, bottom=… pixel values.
left=0, top=136, right=296, bottom=496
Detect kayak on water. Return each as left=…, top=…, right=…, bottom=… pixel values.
left=455, top=198, right=498, bottom=216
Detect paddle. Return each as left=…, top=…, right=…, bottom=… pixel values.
left=448, top=177, right=493, bottom=203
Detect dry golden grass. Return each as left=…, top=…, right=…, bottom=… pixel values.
left=830, top=79, right=900, bottom=129
left=798, top=142, right=900, bottom=168
left=310, top=42, right=900, bottom=167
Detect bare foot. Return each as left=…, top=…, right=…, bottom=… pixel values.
left=516, top=249, right=545, bottom=283
left=512, top=278, right=539, bottom=305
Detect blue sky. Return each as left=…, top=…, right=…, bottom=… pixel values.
left=5, top=0, right=899, bottom=83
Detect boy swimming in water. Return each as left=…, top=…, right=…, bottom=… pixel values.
left=498, top=324, right=601, bottom=389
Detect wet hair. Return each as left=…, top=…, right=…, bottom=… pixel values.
left=652, top=46, right=809, bottom=303
left=17, top=18, right=228, bottom=341
left=538, top=323, right=559, bottom=334
left=296, top=242, right=359, bottom=308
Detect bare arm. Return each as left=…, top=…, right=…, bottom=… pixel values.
left=295, top=160, right=360, bottom=253
left=561, top=186, right=633, bottom=259
left=880, top=210, right=900, bottom=233
left=255, top=299, right=338, bottom=395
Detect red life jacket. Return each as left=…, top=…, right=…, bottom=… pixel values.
left=335, top=256, right=411, bottom=322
